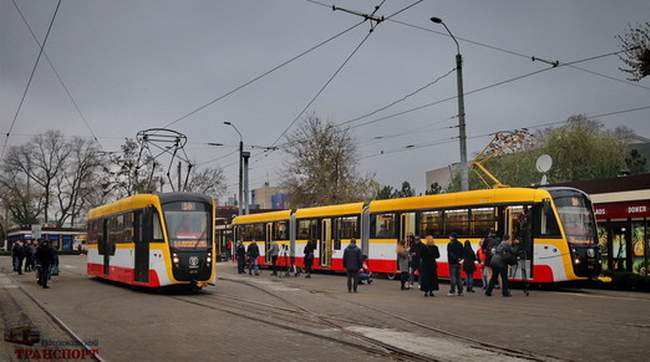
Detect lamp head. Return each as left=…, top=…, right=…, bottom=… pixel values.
left=430, top=17, right=442, bottom=24
left=223, top=121, right=232, bottom=126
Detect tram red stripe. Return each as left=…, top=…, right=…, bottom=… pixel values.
left=87, top=263, right=161, bottom=287
left=254, top=256, right=555, bottom=282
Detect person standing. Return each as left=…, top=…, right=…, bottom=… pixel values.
left=343, top=239, right=363, bottom=293
left=408, top=235, right=422, bottom=288
left=247, top=241, right=260, bottom=276
left=235, top=240, right=246, bottom=274
left=303, top=239, right=315, bottom=278
left=476, top=239, right=488, bottom=289
left=23, top=241, right=34, bottom=272
left=447, top=233, right=464, bottom=296
left=481, top=230, right=500, bottom=289
left=485, top=235, right=514, bottom=297
left=419, top=235, right=440, bottom=297
left=268, top=240, right=280, bottom=276
left=12, top=241, right=25, bottom=275
left=396, top=240, right=410, bottom=290
left=462, top=240, right=477, bottom=292
left=35, top=241, right=55, bottom=288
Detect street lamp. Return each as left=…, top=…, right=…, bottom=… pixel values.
left=224, top=121, right=245, bottom=215
left=431, top=16, right=469, bottom=192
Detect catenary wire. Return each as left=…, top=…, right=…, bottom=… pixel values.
left=1, top=0, right=63, bottom=159
left=161, top=19, right=368, bottom=128
left=11, top=0, right=103, bottom=149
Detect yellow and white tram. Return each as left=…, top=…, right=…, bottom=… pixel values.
left=233, top=187, right=601, bottom=283
left=86, top=193, right=217, bottom=288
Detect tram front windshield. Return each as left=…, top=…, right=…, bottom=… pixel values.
left=549, top=190, right=597, bottom=245
left=163, top=202, right=211, bottom=250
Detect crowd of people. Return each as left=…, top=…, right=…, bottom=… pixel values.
left=11, top=239, right=59, bottom=289
left=230, top=228, right=523, bottom=297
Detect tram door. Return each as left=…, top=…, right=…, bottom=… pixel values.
left=134, top=211, right=149, bottom=283
left=505, top=205, right=533, bottom=279
left=320, top=219, right=332, bottom=267
left=102, top=219, right=110, bottom=275
left=265, top=223, right=273, bottom=264
left=399, top=212, right=416, bottom=242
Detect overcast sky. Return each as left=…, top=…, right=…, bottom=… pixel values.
left=2, top=0, right=649, bottom=197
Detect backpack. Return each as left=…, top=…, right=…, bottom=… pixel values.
left=498, top=244, right=517, bottom=266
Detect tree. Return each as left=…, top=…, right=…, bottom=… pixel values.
left=182, top=166, right=227, bottom=198
left=282, top=114, right=374, bottom=207
left=3, top=130, right=70, bottom=223
left=394, top=181, right=415, bottom=198
left=625, top=149, right=647, bottom=175
left=101, top=138, right=160, bottom=198
left=375, top=185, right=394, bottom=200
left=617, top=22, right=650, bottom=81
left=54, top=137, right=102, bottom=227
left=425, top=182, right=443, bottom=195
left=448, top=115, right=636, bottom=191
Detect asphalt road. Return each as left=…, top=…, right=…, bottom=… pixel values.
left=1, top=256, right=649, bottom=362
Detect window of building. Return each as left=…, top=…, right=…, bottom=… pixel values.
left=445, top=209, right=469, bottom=235
left=471, top=207, right=496, bottom=236
left=632, top=222, right=645, bottom=275
left=372, top=213, right=395, bottom=238
left=419, top=210, right=442, bottom=237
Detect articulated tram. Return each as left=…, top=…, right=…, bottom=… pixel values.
left=233, top=187, right=601, bottom=283
left=86, top=193, right=217, bottom=288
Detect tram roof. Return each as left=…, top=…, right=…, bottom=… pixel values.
left=294, top=202, right=364, bottom=219
left=368, top=187, right=550, bottom=213
left=88, top=192, right=213, bottom=219
left=232, top=210, right=292, bottom=224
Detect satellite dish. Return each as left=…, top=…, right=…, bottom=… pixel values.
left=536, top=154, right=552, bottom=173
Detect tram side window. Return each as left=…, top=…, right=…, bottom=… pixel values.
left=122, top=212, right=134, bottom=242
left=87, top=220, right=98, bottom=244
left=471, top=207, right=496, bottom=236
left=334, top=217, right=359, bottom=240
left=252, top=223, right=265, bottom=241
left=536, top=203, right=561, bottom=238
left=372, top=213, right=395, bottom=239
left=274, top=221, right=289, bottom=240
left=419, top=210, right=443, bottom=237
left=153, top=212, right=163, bottom=242
left=445, top=209, right=469, bottom=235
left=297, top=220, right=311, bottom=240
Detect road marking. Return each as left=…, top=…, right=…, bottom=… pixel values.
left=346, top=326, right=531, bottom=362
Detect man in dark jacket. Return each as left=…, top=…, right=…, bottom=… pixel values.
left=247, top=241, right=260, bottom=276
left=303, top=240, right=315, bottom=278
left=343, top=239, right=363, bottom=293
left=12, top=241, right=25, bottom=275
left=485, top=235, right=513, bottom=297
left=235, top=241, right=246, bottom=274
left=35, top=241, right=56, bottom=288
left=447, top=233, right=464, bottom=296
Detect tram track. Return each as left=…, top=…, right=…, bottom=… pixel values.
left=2, top=267, right=105, bottom=362
left=217, top=275, right=564, bottom=362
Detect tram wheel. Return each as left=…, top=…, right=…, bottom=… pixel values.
left=385, top=273, right=397, bottom=280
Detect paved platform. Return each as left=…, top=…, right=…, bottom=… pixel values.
left=1, top=256, right=648, bottom=361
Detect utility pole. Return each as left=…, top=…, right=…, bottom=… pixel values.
left=431, top=17, right=469, bottom=191
left=224, top=121, right=244, bottom=216
left=242, top=151, right=251, bottom=214
left=177, top=161, right=182, bottom=192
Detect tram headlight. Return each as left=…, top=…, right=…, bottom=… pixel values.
left=574, top=258, right=581, bottom=264
left=173, top=253, right=180, bottom=264
left=207, top=256, right=212, bottom=263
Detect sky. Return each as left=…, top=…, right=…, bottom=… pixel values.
left=2, top=0, right=650, bottom=198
